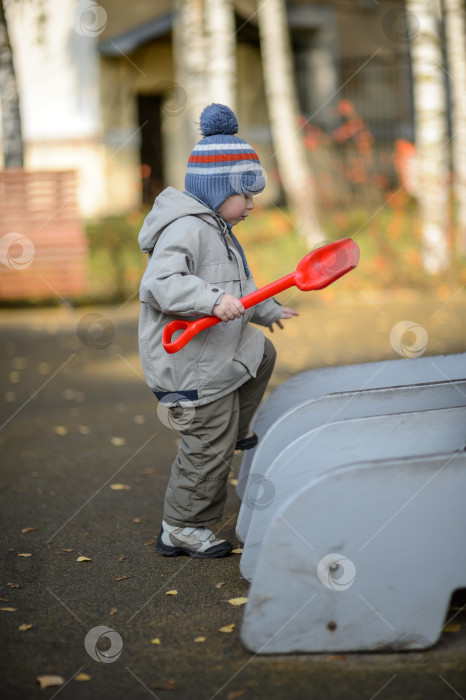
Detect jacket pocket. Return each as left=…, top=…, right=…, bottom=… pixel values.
left=194, top=320, right=248, bottom=398
left=197, top=260, right=240, bottom=284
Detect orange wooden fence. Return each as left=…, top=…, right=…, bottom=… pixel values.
left=0, top=170, right=88, bottom=300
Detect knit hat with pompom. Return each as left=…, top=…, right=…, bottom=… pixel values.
left=185, top=103, right=266, bottom=213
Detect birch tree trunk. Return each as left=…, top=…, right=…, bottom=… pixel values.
left=0, top=0, right=23, bottom=168
left=443, top=0, right=466, bottom=255
left=205, top=0, right=236, bottom=111
left=173, top=0, right=209, bottom=145
left=257, top=0, right=324, bottom=245
left=407, top=0, right=450, bottom=273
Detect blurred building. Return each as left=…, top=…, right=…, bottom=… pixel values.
left=1, top=0, right=417, bottom=217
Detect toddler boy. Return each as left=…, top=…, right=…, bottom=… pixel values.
left=138, top=103, right=298, bottom=558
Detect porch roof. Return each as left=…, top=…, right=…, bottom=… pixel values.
left=98, top=12, right=174, bottom=56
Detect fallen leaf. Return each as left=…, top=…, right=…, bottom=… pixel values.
left=110, top=484, right=131, bottom=491
left=231, top=549, right=243, bottom=554
left=215, top=581, right=227, bottom=589
left=114, top=575, right=135, bottom=582
left=227, top=597, right=248, bottom=606
left=74, top=673, right=91, bottom=682
left=36, top=675, right=64, bottom=690
left=0, top=597, right=9, bottom=601
left=229, top=479, right=238, bottom=487
left=165, top=590, right=177, bottom=596
left=9, top=370, right=20, bottom=383
left=151, top=638, right=161, bottom=645
left=54, top=426, right=68, bottom=435
left=7, top=583, right=20, bottom=589
left=194, top=636, right=206, bottom=643
left=18, top=553, right=32, bottom=557
left=145, top=541, right=155, bottom=547
left=0, top=607, right=17, bottom=612
left=150, top=680, right=176, bottom=690
left=219, top=623, right=235, bottom=633
left=21, top=527, right=37, bottom=533
left=134, top=415, right=145, bottom=425
left=78, top=426, right=90, bottom=435
left=133, top=478, right=141, bottom=484
left=141, top=468, right=154, bottom=476
left=110, top=608, right=118, bottom=616
left=8, top=548, right=15, bottom=552
left=444, top=623, right=461, bottom=633
left=110, top=437, right=126, bottom=446
left=76, top=556, right=91, bottom=562
left=133, top=518, right=141, bottom=524
left=61, top=549, right=74, bottom=553
left=117, top=556, right=126, bottom=562
left=18, top=624, right=32, bottom=631
left=227, top=691, right=246, bottom=700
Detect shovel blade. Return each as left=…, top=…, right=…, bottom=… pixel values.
left=295, top=238, right=359, bottom=291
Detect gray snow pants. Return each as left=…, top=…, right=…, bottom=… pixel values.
left=163, top=338, right=277, bottom=527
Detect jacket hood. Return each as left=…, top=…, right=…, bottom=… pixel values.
left=138, top=187, right=216, bottom=254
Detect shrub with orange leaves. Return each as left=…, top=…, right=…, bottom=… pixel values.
left=299, top=99, right=422, bottom=214
left=337, top=99, right=355, bottom=117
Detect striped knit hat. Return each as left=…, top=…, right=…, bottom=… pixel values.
left=185, top=103, right=266, bottom=213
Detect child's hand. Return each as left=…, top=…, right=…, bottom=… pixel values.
left=268, top=307, right=299, bottom=332
left=213, top=294, right=246, bottom=322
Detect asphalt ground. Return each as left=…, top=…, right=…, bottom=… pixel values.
left=1, top=290, right=466, bottom=700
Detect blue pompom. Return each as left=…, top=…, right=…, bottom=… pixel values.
left=200, top=103, right=238, bottom=137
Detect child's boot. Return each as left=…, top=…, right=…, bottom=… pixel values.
left=156, top=520, right=232, bottom=558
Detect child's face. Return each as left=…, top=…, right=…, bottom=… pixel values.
left=217, top=194, right=254, bottom=226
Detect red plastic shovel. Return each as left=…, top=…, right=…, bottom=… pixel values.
left=162, top=237, right=360, bottom=354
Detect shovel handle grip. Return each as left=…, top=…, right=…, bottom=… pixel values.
left=162, top=316, right=220, bottom=354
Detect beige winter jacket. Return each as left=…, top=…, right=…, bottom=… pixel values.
left=138, top=187, right=282, bottom=406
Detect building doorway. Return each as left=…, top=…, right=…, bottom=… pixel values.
left=137, top=95, right=164, bottom=205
